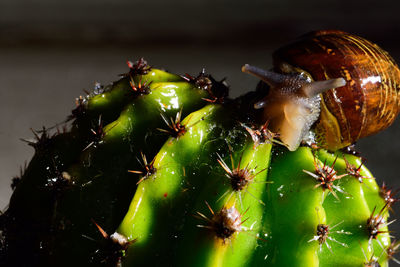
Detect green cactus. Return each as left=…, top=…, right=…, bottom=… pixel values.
left=0, top=58, right=397, bottom=267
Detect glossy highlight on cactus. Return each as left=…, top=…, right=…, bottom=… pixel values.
left=0, top=57, right=398, bottom=267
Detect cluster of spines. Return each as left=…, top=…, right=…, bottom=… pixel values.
left=195, top=202, right=245, bottom=244
left=182, top=69, right=230, bottom=104
left=2, top=58, right=398, bottom=266
left=114, top=102, right=276, bottom=266
left=1, top=59, right=233, bottom=266
left=68, top=58, right=153, bottom=123
left=8, top=108, right=399, bottom=266
left=79, top=63, right=232, bottom=264
left=303, top=150, right=399, bottom=265
left=89, top=220, right=136, bottom=266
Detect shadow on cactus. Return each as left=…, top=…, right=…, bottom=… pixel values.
left=1, top=30, right=400, bottom=267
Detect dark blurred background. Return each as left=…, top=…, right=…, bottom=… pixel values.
left=1, top=0, right=400, bottom=232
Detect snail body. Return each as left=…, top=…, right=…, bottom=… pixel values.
left=243, top=30, right=400, bottom=151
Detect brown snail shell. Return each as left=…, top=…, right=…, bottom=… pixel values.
left=243, top=30, right=400, bottom=151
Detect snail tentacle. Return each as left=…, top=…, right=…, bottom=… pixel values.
left=303, top=78, right=346, bottom=98
left=242, top=64, right=286, bottom=87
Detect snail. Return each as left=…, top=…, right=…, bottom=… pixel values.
left=242, top=30, right=400, bottom=151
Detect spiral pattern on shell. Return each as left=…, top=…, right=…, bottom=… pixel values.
left=273, top=30, right=400, bottom=150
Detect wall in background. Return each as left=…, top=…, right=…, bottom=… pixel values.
left=1, top=0, right=400, bottom=50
